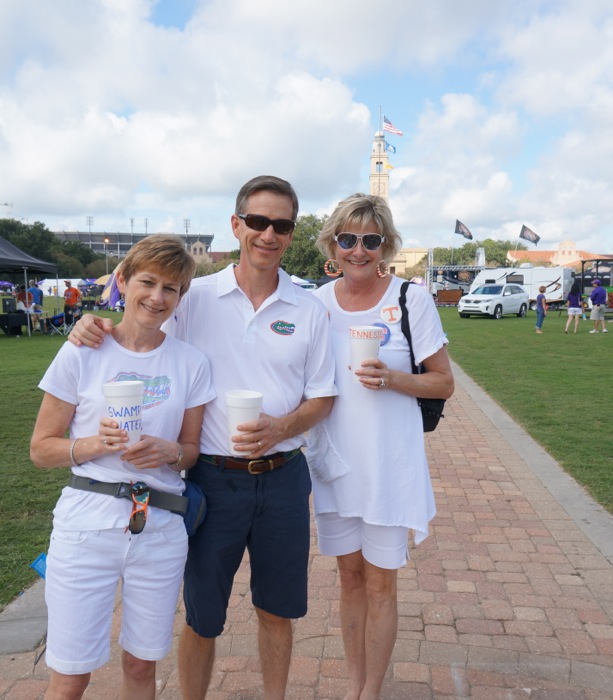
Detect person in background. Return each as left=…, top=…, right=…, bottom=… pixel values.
left=28, top=280, right=47, bottom=332
left=68, top=175, right=337, bottom=700
left=28, top=280, right=44, bottom=309
left=15, top=284, right=33, bottom=308
left=589, top=279, right=608, bottom=333
left=63, top=279, right=82, bottom=325
left=564, top=280, right=582, bottom=334
left=535, top=285, right=547, bottom=334
left=307, top=193, right=454, bottom=699
left=31, top=235, right=215, bottom=700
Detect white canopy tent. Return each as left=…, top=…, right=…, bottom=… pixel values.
left=37, top=278, right=86, bottom=297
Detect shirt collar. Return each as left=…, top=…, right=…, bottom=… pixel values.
left=216, top=264, right=299, bottom=306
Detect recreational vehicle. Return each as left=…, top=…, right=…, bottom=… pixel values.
left=469, top=266, right=575, bottom=310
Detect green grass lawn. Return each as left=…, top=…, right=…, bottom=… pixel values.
left=0, top=304, right=611, bottom=610
left=440, top=306, right=612, bottom=512
left=0, top=304, right=117, bottom=609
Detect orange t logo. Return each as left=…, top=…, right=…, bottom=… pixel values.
left=381, top=305, right=400, bottom=323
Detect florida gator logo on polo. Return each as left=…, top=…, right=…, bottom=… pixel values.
left=270, top=320, right=296, bottom=335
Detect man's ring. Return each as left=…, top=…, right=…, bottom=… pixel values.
left=257, top=440, right=262, bottom=447
left=102, top=439, right=107, bottom=444
left=380, top=378, right=386, bottom=389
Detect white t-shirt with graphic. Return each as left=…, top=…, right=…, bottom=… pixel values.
left=39, top=334, right=215, bottom=531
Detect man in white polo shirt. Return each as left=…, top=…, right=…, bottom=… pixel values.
left=70, top=175, right=337, bottom=700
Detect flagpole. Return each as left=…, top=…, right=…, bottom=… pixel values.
left=377, top=107, right=383, bottom=195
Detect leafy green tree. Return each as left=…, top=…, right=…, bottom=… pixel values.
left=59, top=240, right=99, bottom=267
left=402, top=260, right=428, bottom=281
left=0, top=219, right=57, bottom=262
left=432, top=239, right=528, bottom=267
left=194, top=250, right=240, bottom=278
left=0, top=218, right=108, bottom=277
left=281, top=214, right=327, bottom=280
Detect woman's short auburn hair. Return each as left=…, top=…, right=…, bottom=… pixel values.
left=119, top=234, right=196, bottom=297
left=316, top=193, right=403, bottom=263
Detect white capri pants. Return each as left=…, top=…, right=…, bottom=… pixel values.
left=45, top=517, right=187, bottom=675
left=315, top=512, right=409, bottom=570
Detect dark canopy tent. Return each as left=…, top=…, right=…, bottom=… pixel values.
left=0, top=236, right=57, bottom=336
left=0, top=236, right=57, bottom=276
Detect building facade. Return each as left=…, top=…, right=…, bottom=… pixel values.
left=52, top=230, right=214, bottom=261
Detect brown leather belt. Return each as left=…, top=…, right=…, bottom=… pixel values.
left=199, top=448, right=301, bottom=475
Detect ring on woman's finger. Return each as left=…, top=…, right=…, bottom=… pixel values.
left=257, top=440, right=262, bottom=448
left=380, top=378, right=386, bottom=389
left=102, top=438, right=108, bottom=445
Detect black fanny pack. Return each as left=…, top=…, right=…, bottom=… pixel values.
left=68, top=474, right=206, bottom=537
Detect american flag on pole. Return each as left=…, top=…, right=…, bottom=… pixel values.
left=519, top=225, right=540, bottom=245
left=383, top=116, right=403, bottom=136
left=455, top=220, right=473, bottom=240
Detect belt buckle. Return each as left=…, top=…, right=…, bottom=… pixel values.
left=247, top=458, right=274, bottom=475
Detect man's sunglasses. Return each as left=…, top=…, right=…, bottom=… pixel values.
left=334, top=232, right=385, bottom=251
left=238, top=213, right=296, bottom=236
left=127, top=481, right=150, bottom=535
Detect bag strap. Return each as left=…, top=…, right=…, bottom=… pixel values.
left=399, top=281, right=419, bottom=376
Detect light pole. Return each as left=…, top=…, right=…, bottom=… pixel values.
left=86, top=216, right=94, bottom=233
left=104, top=237, right=110, bottom=275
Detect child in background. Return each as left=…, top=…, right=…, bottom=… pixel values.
left=564, top=280, right=582, bottom=334
left=535, top=286, right=547, bottom=334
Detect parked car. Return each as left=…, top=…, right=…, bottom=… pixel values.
left=458, top=283, right=529, bottom=319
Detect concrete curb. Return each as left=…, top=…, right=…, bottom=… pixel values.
left=0, top=578, right=46, bottom=654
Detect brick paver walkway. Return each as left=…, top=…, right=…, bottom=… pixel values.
left=1, top=364, right=613, bottom=698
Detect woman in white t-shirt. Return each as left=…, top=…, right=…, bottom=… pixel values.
left=30, top=235, right=215, bottom=700
left=307, top=194, right=454, bottom=700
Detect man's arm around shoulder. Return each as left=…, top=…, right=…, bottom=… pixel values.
left=68, top=314, right=115, bottom=348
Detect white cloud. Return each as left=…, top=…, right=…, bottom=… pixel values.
left=0, top=0, right=612, bottom=253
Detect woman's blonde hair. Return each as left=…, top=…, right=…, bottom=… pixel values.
left=317, top=193, right=402, bottom=263
left=119, top=234, right=196, bottom=297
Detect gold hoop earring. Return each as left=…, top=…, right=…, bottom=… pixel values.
left=377, top=260, right=389, bottom=278
left=324, top=259, right=342, bottom=278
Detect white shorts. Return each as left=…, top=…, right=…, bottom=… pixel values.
left=315, top=512, right=409, bottom=570
left=567, top=308, right=581, bottom=316
left=45, top=517, right=187, bottom=675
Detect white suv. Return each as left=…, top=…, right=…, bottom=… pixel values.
left=458, top=283, right=529, bottom=319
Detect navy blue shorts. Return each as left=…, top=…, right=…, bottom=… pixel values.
left=183, top=450, right=311, bottom=638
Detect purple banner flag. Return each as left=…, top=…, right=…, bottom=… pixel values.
left=455, top=220, right=473, bottom=240
left=519, top=225, right=540, bottom=245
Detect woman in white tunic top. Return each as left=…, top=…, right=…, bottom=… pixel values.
left=308, top=194, right=454, bottom=700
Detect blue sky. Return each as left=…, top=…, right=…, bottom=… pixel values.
left=1, top=0, right=612, bottom=256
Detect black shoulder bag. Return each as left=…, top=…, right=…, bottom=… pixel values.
left=399, top=281, right=446, bottom=432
